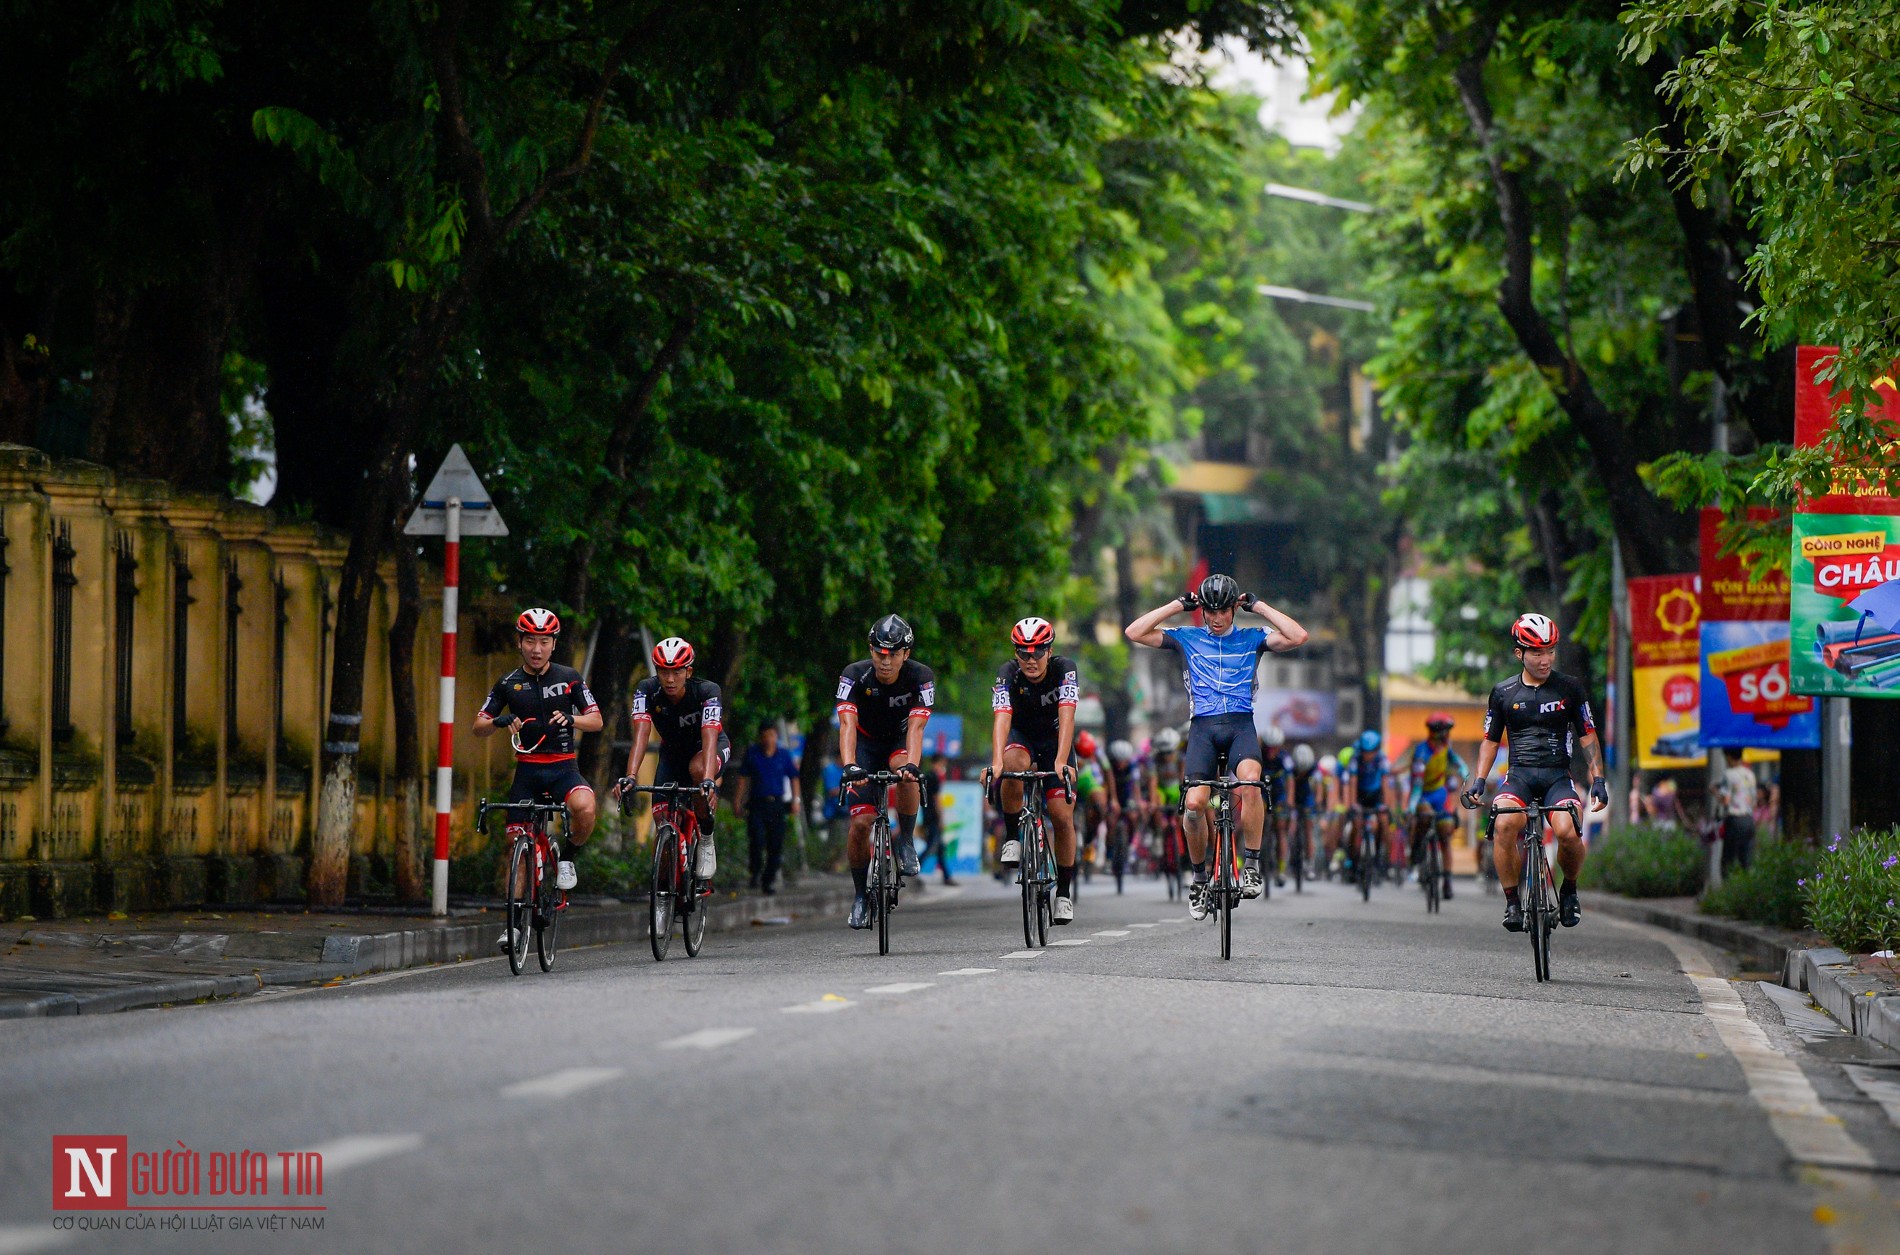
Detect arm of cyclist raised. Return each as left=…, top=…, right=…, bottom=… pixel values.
left=1124, top=592, right=1309, bottom=650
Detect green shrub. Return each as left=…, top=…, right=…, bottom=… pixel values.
left=1803, top=826, right=1900, bottom=954
left=1700, top=838, right=1816, bottom=930
left=1579, top=824, right=1704, bottom=898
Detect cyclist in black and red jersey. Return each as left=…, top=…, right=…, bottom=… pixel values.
left=473, top=608, right=604, bottom=952
left=837, top=614, right=935, bottom=929
left=621, top=636, right=729, bottom=880
left=990, top=616, right=1082, bottom=922
left=1461, top=613, right=1608, bottom=933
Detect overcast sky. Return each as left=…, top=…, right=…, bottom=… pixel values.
left=1201, top=37, right=1355, bottom=152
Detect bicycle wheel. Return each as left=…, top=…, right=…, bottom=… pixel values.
left=649, top=828, right=678, bottom=962
left=1218, top=826, right=1234, bottom=959
left=536, top=844, right=560, bottom=972
left=1358, top=829, right=1375, bottom=902
left=505, top=838, right=534, bottom=976
left=1523, top=852, right=1547, bottom=982
left=874, top=823, right=892, bottom=956
left=1424, top=834, right=1441, bottom=914
left=1112, top=828, right=1127, bottom=895
left=1538, top=859, right=1557, bottom=981
left=1290, top=822, right=1305, bottom=895
left=1019, top=815, right=1040, bottom=947
left=681, top=840, right=708, bottom=958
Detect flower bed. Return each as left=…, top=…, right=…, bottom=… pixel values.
left=1803, top=826, right=1900, bottom=954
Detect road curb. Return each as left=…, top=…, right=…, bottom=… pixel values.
left=1580, top=891, right=1798, bottom=974
left=0, top=882, right=858, bottom=1017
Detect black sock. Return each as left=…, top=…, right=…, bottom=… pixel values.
left=1504, top=886, right=1519, bottom=907
left=1191, top=860, right=1207, bottom=882
left=1243, top=848, right=1261, bottom=867
left=898, top=811, right=916, bottom=841
left=1559, top=881, right=1577, bottom=899
left=1004, top=812, right=1020, bottom=844
left=851, top=865, right=868, bottom=895
left=1057, top=864, right=1075, bottom=897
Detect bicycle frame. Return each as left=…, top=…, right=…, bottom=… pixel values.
left=1490, top=802, right=1568, bottom=982
left=1183, top=776, right=1265, bottom=960
left=987, top=768, right=1069, bottom=947
left=838, top=770, right=912, bottom=955
left=476, top=797, right=570, bottom=975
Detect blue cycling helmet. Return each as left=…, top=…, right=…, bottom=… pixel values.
left=1358, top=729, right=1381, bottom=752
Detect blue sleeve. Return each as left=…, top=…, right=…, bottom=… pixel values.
left=1160, top=627, right=1189, bottom=652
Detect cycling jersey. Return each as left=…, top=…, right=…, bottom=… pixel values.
left=1110, top=759, right=1142, bottom=808
left=991, top=656, right=1079, bottom=741
left=1408, top=739, right=1470, bottom=805
left=1161, top=625, right=1273, bottom=717
left=1482, top=673, right=1596, bottom=770
left=1351, top=749, right=1391, bottom=805
left=630, top=675, right=723, bottom=749
left=1292, top=766, right=1319, bottom=809
left=836, top=658, right=935, bottom=746
left=480, top=665, right=598, bottom=763
left=1152, top=756, right=1182, bottom=807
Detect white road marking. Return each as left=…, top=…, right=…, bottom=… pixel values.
left=865, top=982, right=934, bottom=994
left=501, top=1066, right=625, bottom=1098
left=938, top=967, right=997, bottom=976
left=1002, top=950, right=1044, bottom=959
left=1603, top=917, right=1871, bottom=1167
left=248, top=955, right=510, bottom=1001
left=1155, top=917, right=1187, bottom=923
left=1048, top=939, right=1090, bottom=947
left=913, top=886, right=967, bottom=905
left=1092, top=930, right=1131, bottom=937
left=660, top=1028, right=756, bottom=1051
left=298, top=1133, right=425, bottom=1174
left=783, top=998, right=855, bottom=1013
left=0, top=1225, right=72, bottom=1255
left=1126, top=923, right=1158, bottom=929
left=1843, top=1065, right=1900, bottom=1130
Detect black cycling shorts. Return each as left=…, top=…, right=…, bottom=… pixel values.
left=844, top=738, right=912, bottom=816
left=508, top=759, right=592, bottom=818
left=654, top=734, right=733, bottom=788
left=1004, top=730, right=1069, bottom=797
left=1495, top=765, right=1581, bottom=818
left=1183, top=712, right=1261, bottom=781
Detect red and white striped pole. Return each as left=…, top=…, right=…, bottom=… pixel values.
left=431, top=498, right=462, bottom=916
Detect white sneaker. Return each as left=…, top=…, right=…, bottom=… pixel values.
left=1052, top=895, right=1075, bottom=925
left=496, top=928, right=521, bottom=954
left=998, top=839, right=1022, bottom=867
left=557, top=861, right=577, bottom=891
left=695, top=837, right=717, bottom=880
left=1188, top=880, right=1210, bottom=921
left=1241, top=864, right=1264, bottom=900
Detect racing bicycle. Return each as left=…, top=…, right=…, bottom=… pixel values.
left=618, top=780, right=717, bottom=961
left=476, top=797, right=569, bottom=976
left=987, top=768, right=1069, bottom=948
left=1184, top=776, right=1265, bottom=961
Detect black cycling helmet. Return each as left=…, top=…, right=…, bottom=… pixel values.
left=868, top=613, right=914, bottom=651
left=1197, top=573, right=1240, bottom=612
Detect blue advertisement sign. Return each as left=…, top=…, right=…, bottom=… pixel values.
left=1700, top=620, right=1821, bottom=749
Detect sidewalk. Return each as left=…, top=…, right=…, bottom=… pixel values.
left=1, top=875, right=861, bottom=1018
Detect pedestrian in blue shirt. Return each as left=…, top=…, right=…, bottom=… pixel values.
left=738, top=721, right=801, bottom=894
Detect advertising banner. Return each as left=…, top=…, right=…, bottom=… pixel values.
left=1791, top=345, right=1900, bottom=698
left=938, top=780, right=986, bottom=878
left=1629, top=574, right=1704, bottom=768
left=1254, top=688, right=1338, bottom=740
left=1698, top=506, right=1818, bottom=747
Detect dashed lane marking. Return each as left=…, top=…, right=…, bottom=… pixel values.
left=1001, top=950, right=1044, bottom=959
left=297, top=1133, right=425, bottom=1174
left=1092, top=930, right=1131, bottom=937
left=501, top=1066, right=626, bottom=1098
left=660, top=1028, right=756, bottom=1051
left=1126, top=923, right=1158, bottom=929
left=1048, top=939, right=1090, bottom=947
left=938, top=968, right=997, bottom=976
left=913, top=885, right=966, bottom=905
left=865, top=982, right=934, bottom=994
left=783, top=997, right=855, bottom=1013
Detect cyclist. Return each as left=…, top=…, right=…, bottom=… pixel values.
left=1071, top=729, right=1112, bottom=878
left=621, top=636, right=729, bottom=880
left=1124, top=573, right=1308, bottom=919
left=1107, top=737, right=1145, bottom=887
left=1347, top=730, right=1397, bottom=881
left=1406, top=712, right=1469, bottom=899
left=1320, top=751, right=1345, bottom=876
left=1461, top=613, right=1607, bottom=932
left=1149, top=727, right=1186, bottom=885
left=837, top=614, right=934, bottom=930
left=1289, top=742, right=1321, bottom=876
left=1263, top=724, right=1293, bottom=887
left=473, top=608, right=604, bottom=952
left=990, top=617, right=1082, bottom=923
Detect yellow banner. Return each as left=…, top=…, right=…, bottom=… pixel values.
left=1707, top=639, right=1790, bottom=677
left=1634, top=663, right=1705, bottom=770
left=1799, top=530, right=1886, bottom=560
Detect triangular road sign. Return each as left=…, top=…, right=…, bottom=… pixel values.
left=404, top=444, right=509, bottom=536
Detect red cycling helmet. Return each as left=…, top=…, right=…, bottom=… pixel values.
left=1425, top=711, right=1455, bottom=731
left=1011, top=616, right=1054, bottom=651
left=652, top=637, right=695, bottom=670
left=1511, top=612, right=1558, bottom=650
left=516, top=607, right=561, bottom=636
left=1076, top=730, right=1099, bottom=758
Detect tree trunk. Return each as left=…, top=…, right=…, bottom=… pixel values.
left=388, top=466, right=425, bottom=903
left=1450, top=41, right=1690, bottom=577
left=578, top=610, right=638, bottom=791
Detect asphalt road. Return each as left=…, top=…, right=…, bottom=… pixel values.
left=5, top=871, right=1900, bottom=1255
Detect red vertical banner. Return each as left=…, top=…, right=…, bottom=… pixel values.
left=1628, top=574, right=1703, bottom=768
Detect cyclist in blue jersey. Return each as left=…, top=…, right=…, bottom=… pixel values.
left=1347, top=729, right=1400, bottom=880
left=1125, top=573, right=1308, bottom=919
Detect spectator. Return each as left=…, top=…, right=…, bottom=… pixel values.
left=1648, top=778, right=1684, bottom=830
left=1720, top=760, right=1760, bottom=873
left=916, top=755, right=955, bottom=885
left=737, top=721, right=801, bottom=895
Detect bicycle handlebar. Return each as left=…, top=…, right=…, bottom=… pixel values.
left=1181, top=777, right=1268, bottom=791
left=475, top=799, right=570, bottom=828
left=1487, top=803, right=1576, bottom=816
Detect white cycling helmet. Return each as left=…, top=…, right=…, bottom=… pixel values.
left=651, top=636, right=695, bottom=669
left=1108, top=738, right=1135, bottom=765
left=1293, top=743, right=1315, bottom=772
left=1263, top=724, right=1287, bottom=748
left=1319, top=754, right=1338, bottom=776
left=1154, top=727, right=1182, bottom=753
